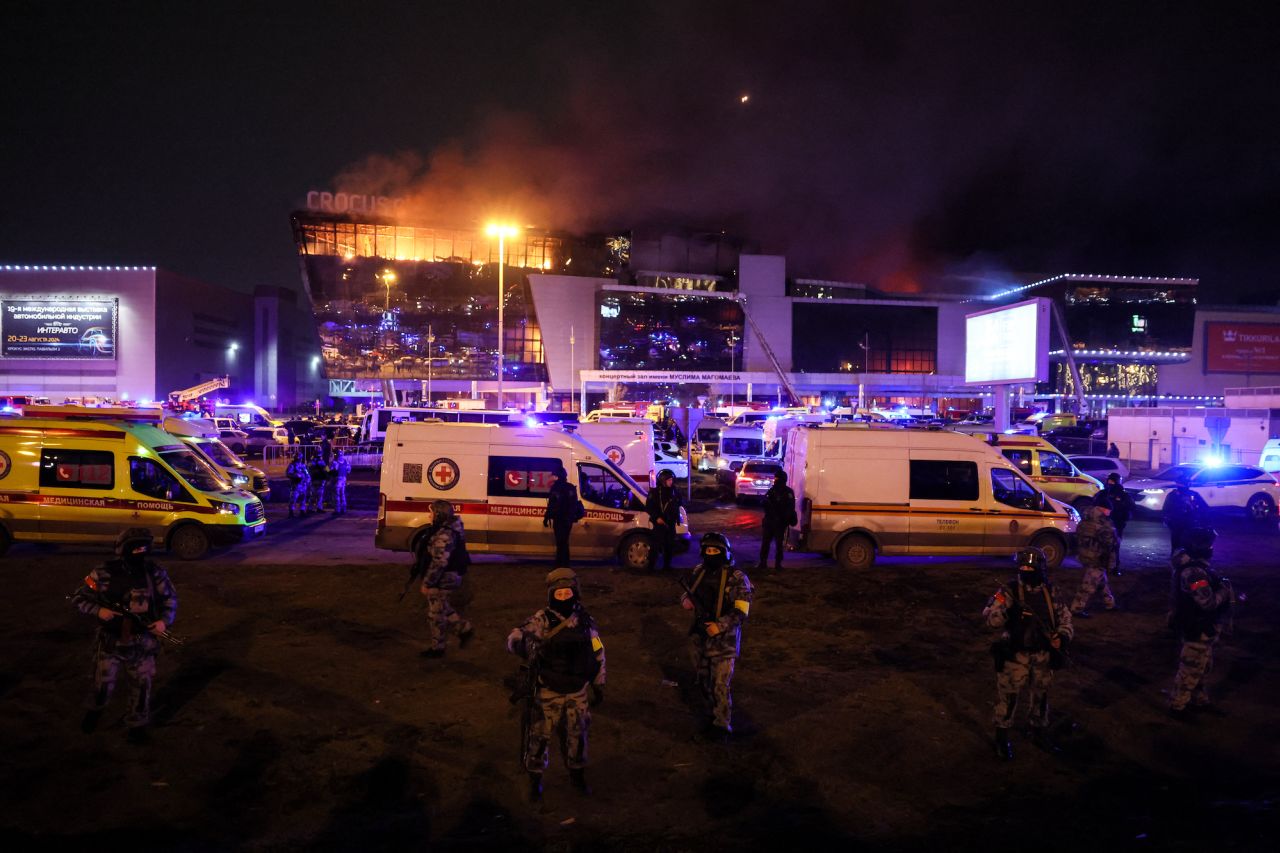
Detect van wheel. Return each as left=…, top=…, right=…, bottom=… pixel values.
left=169, top=525, right=211, bottom=561
left=1072, top=496, right=1095, bottom=513
left=835, top=533, right=875, bottom=570
left=1246, top=493, right=1276, bottom=521
left=1031, top=533, right=1066, bottom=570
left=618, top=533, right=654, bottom=571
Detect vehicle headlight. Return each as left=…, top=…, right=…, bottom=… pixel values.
left=232, top=474, right=249, bottom=486
left=717, top=458, right=728, bottom=468
left=211, top=500, right=239, bottom=516
left=679, top=506, right=689, bottom=527
left=1141, top=488, right=1168, bottom=495
left=1066, top=505, right=1081, bottom=524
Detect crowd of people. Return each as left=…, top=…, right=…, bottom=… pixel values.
left=284, top=435, right=352, bottom=517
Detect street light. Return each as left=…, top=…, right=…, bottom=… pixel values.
left=380, top=269, right=397, bottom=312
left=485, top=222, right=518, bottom=408
left=426, top=324, right=435, bottom=405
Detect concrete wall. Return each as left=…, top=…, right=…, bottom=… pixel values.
left=527, top=274, right=608, bottom=392
left=0, top=266, right=157, bottom=400
left=154, top=270, right=254, bottom=400
left=1159, top=307, right=1280, bottom=396
left=1107, top=406, right=1277, bottom=468
left=739, top=255, right=791, bottom=372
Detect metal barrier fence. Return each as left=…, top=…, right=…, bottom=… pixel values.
left=261, top=443, right=383, bottom=478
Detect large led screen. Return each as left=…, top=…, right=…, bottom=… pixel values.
left=1203, top=321, right=1280, bottom=373
left=1, top=298, right=118, bottom=359
left=964, top=298, right=1049, bottom=384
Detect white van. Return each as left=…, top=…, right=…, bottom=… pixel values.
left=718, top=424, right=771, bottom=472
left=573, top=418, right=655, bottom=486
left=693, top=418, right=726, bottom=471
left=376, top=422, right=690, bottom=569
left=359, top=407, right=521, bottom=443
left=784, top=425, right=1078, bottom=570
left=1261, top=439, right=1280, bottom=474
left=213, top=403, right=278, bottom=429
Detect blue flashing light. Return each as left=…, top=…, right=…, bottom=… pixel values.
left=1200, top=454, right=1225, bottom=468
left=1, top=405, right=15, bottom=413
left=525, top=417, right=539, bottom=428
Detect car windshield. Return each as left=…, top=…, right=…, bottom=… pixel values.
left=201, top=440, right=244, bottom=469
left=1154, top=465, right=1200, bottom=483
left=159, top=449, right=232, bottom=493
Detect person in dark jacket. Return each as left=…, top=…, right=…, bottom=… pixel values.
left=1163, top=481, right=1208, bottom=554
left=544, top=466, right=584, bottom=566
left=758, top=470, right=798, bottom=570
left=1103, top=472, right=1132, bottom=572
left=645, top=468, right=683, bottom=570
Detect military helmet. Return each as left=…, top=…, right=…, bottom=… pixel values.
left=430, top=499, right=455, bottom=520
left=115, top=527, right=154, bottom=557
left=1184, top=527, right=1216, bottom=561
left=1014, top=546, right=1048, bottom=585
left=546, top=567, right=579, bottom=592
left=699, top=531, right=732, bottom=564
left=658, top=468, right=676, bottom=483
left=1092, top=491, right=1113, bottom=512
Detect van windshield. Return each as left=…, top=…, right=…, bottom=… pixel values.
left=201, top=440, right=244, bottom=469
left=722, top=437, right=764, bottom=456
left=160, top=449, right=232, bottom=493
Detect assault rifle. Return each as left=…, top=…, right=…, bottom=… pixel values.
left=70, top=592, right=184, bottom=647
left=508, top=637, right=542, bottom=768
left=398, top=523, right=441, bottom=601
left=678, top=573, right=716, bottom=637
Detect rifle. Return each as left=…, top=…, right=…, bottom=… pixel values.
left=70, top=592, right=184, bottom=647
left=398, top=526, right=438, bottom=602
left=398, top=560, right=427, bottom=602
left=508, top=639, right=542, bottom=768
left=678, top=573, right=715, bottom=636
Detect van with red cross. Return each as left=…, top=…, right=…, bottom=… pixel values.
left=375, top=421, right=689, bottom=569
left=573, top=418, right=656, bottom=486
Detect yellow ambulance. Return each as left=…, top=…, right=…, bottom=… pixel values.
left=0, top=416, right=266, bottom=559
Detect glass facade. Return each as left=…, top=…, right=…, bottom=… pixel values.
left=791, top=303, right=938, bottom=374
left=598, top=290, right=744, bottom=371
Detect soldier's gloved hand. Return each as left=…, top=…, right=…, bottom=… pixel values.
left=96, top=607, right=117, bottom=622
left=543, top=517, right=551, bottom=528
left=149, top=620, right=168, bottom=635
left=589, top=684, right=605, bottom=707
left=704, top=621, right=721, bottom=636
left=681, top=595, right=694, bottom=611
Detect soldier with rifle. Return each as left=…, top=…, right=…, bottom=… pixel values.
left=416, top=500, right=473, bottom=658
left=71, top=528, right=179, bottom=743
left=679, top=532, right=753, bottom=738
left=1168, top=527, right=1236, bottom=719
left=506, top=568, right=605, bottom=802
left=983, top=547, right=1074, bottom=760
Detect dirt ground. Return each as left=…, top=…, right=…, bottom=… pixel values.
left=1, top=488, right=1277, bottom=851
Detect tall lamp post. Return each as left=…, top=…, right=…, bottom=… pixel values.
left=570, top=324, right=576, bottom=412
left=485, top=223, right=518, bottom=408
left=426, top=324, right=435, bottom=405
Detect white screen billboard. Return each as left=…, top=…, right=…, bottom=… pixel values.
left=964, top=298, right=1049, bottom=384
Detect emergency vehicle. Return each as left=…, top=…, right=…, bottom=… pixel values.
left=573, top=418, right=655, bottom=486
left=358, top=407, right=522, bottom=443
left=375, top=421, right=690, bottom=570
left=986, top=434, right=1104, bottom=510
left=784, top=425, right=1078, bottom=570
left=0, top=416, right=266, bottom=559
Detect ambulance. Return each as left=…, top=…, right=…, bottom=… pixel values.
left=784, top=425, right=1078, bottom=570
left=375, top=421, right=690, bottom=570
left=985, top=434, right=1104, bottom=510
left=572, top=418, right=656, bottom=486
left=0, top=416, right=267, bottom=559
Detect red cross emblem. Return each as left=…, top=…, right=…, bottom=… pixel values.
left=427, top=457, right=460, bottom=491
left=0, top=450, right=10, bottom=480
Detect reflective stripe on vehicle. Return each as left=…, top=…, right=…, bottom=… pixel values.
left=383, top=499, right=636, bottom=524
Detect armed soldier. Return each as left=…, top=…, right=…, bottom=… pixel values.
left=983, top=547, right=1074, bottom=760
left=646, top=468, right=683, bottom=570
left=1163, top=480, right=1208, bottom=554
left=71, top=528, right=179, bottom=742
left=307, top=453, right=330, bottom=513
left=1102, top=472, right=1133, bottom=573
left=328, top=448, right=352, bottom=513
left=286, top=453, right=310, bottom=518
left=543, top=465, right=584, bottom=565
left=506, top=568, right=606, bottom=802
left=680, top=532, right=753, bottom=738
left=1168, top=528, right=1234, bottom=718
left=418, top=500, right=474, bottom=658
left=758, top=470, right=797, bottom=571
left=1070, top=494, right=1118, bottom=617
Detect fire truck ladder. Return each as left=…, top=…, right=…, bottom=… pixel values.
left=738, top=296, right=801, bottom=406
left=168, top=376, right=229, bottom=404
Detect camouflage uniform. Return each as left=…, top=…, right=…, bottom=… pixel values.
left=1071, top=505, right=1117, bottom=613
left=507, top=605, right=605, bottom=773
left=1168, top=554, right=1233, bottom=712
left=420, top=514, right=472, bottom=653
left=682, top=560, right=754, bottom=732
left=328, top=453, right=352, bottom=513
left=984, top=579, right=1073, bottom=731
left=71, top=556, right=178, bottom=729
left=286, top=457, right=310, bottom=516
left=307, top=458, right=330, bottom=512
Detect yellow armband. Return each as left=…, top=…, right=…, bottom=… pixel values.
left=591, top=636, right=604, bottom=652
left=734, top=599, right=750, bottom=615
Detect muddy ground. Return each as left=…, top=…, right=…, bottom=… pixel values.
left=1, top=486, right=1277, bottom=851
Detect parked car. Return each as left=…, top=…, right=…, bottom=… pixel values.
left=1124, top=462, right=1280, bottom=519
left=734, top=459, right=784, bottom=503
left=282, top=419, right=322, bottom=443
left=654, top=441, right=690, bottom=479
left=218, top=428, right=250, bottom=454
left=1042, top=425, right=1102, bottom=455
left=1068, top=455, right=1130, bottom=482
left=245, top=426, right=290, bottom=456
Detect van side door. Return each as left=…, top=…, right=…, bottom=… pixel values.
left=907, top=457, right=985, bottom=553
left=986, top=467, right=1047, bottom=551
left=485, top=454, right=560, bottom=557
left=576, top=462, right=647, bottom=558
left=35, top=447, right=120, bottom=542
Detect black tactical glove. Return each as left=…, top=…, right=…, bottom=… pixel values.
left=543, top=518, right=551, bottom=528
left=589, top=684, right=605, bottom=707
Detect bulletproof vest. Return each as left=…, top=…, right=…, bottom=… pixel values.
left=446, top=530, right=470, bottom=575
left=100, top=560, right=156, bottom=640
left=538, top=612, right=599, bottom=693
left=763, top=486, right=793, bottom=521
left=1008, top=580, right=1056, bottom=653
left=1076, top=518, right=1107, bottom=563
left=1173, top=562, right=1222, bottom=641
left=692, top=566, right=730, bottom=620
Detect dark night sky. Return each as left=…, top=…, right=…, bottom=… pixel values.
left=3, top=1, right=1279, bottom=301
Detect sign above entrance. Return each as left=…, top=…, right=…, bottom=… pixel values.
left=580, top=370, right=778, bottom=384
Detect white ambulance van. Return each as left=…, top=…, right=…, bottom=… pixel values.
left=573, top=418, right=656, bottom=486
left=718, top=424, right=771, bottom=472
left=784, top=425, right=1078, bottom=570
left=376, top=421, right=689, bottom=569
left=0, top=417, right=266, bottom=559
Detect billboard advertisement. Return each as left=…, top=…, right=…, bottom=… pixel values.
left=1204, top=321, right=1280, bottom=373
left=0, top=298, right=118, bottom=359
left=964, top=298, right=1050, bottom=385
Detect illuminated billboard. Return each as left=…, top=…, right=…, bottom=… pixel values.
left=964, top=298, right=1050, bottom=384
left=0, top=298, right=118, bottom=359
left=1204, top=321, right=1280, bottom=373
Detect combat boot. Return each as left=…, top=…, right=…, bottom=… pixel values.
left=528, top=772, right=544, bottom=802
left=995, top=728, right=1013, bottom=760
left=569, top=768, right=591, bottom=795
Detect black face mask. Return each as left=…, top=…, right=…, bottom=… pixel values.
left=548, top=591, right=578, bottom=616
left=1018, top=567, right=1045, bottom=588
left=122, top=544, right=149, bottom=568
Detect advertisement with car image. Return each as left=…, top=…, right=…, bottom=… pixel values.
left=1, top=298, right=118, bottom=359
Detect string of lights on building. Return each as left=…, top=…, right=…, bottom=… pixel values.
left=0, top=264, right=157, bottom=272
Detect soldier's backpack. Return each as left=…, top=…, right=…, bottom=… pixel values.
left=447, top=532, right=472, bottom=575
